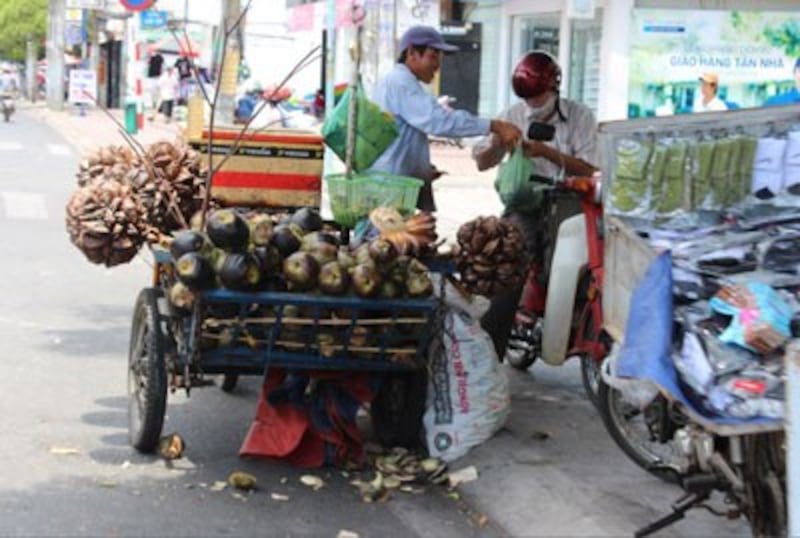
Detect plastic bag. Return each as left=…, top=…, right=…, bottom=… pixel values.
left=494, top=146, right=540, bottom=212
left=692, top=139, right=715, bottom=209
left=653, top=138, right=689, bottom=215
left=322, top=84, right=398, bottom=172
left=709, top=282, right=793, bottom=354
left=610, top=138, right=652, bottom=214
left=424, top=306, right=510, bottom=462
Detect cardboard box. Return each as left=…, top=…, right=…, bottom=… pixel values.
left=192, top=128, right=324, bottom=208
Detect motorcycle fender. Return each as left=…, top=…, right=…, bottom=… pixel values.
left=541, top=215, right=588, bottom=366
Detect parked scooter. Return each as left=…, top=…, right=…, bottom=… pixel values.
left=598, top=344, right=787, bottom=537
left=1, top=91, right=15, bottom=122
left=504, top=122, right=608, bottom=405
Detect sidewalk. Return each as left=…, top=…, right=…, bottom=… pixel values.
left=24, top=101, right=183, bottom=157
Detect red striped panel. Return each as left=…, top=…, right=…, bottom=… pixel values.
left=212, top=171, right=321, bottom=191
left=202, top=130, right=323, bottom=145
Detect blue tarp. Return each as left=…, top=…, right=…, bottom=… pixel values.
left=616, top=251, right=780, bottom=426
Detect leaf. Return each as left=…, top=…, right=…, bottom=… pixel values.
left=299, top=474, right=325, bottom=491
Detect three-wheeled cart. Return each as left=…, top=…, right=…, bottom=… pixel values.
left=127, top=245, right=441, bottom=453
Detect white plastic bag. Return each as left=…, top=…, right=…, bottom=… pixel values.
left=424, top=306, right=510, bottom=462
left=600, top=343, right=659, bottom=409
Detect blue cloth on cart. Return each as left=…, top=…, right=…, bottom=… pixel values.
left=616, top=251, right=780, bottom=426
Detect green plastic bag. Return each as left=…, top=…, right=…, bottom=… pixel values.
left=322, top=84, right=398, bottom=172
left=611, top=138, right=652, bottom=213
left=494, top=147, right=541, bottom=212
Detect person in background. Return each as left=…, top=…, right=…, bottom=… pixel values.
left=146, top=47, right=164, bottom=120
left=371, top=25, right=521, bottom=212
left=765, top=57, right=800, bottom=106
left=472, top=50, right=597, bottom=360
left=158, top=67, right=179, bottom=122
left=695, top=72, right=728, bottom=112
left=0, top=68, right=18, bottom=94
left=174, top=55, right=194, bottom=105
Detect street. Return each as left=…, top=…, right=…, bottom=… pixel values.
left=0, top=108, right=748, bottom=536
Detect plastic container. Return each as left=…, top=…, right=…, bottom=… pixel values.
left=124, top=100, right=138, bottom=135
left=325, top=172, right=423, bottom=228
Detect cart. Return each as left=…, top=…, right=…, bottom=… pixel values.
left=598, top=105, right=799, bottom=536
left=127, top=245, right=443, bottom=454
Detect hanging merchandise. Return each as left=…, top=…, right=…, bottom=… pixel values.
left=653, top=138, right=689, bottom=215
left=692, top=138, right=715, bottom=209
left=751, top=137, right=786, bottom=196
left=321, top=83, right=398, bottom=173
left=784, top=130, right=800, bottom=193
left=610, top=138, right=652, bottom=214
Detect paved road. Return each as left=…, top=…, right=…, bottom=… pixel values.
left=0, top=111, right=488, bottom=537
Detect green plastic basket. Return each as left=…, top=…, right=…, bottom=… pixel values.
left=325, top=172, right=423, bottom=228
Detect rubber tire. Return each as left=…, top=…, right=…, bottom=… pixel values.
left=506, top=344, right=537, bottom=370
left=220, top=373, right=239, bottom=393
left=128, top=288, right=168, bottom=453
left=371, top=369, right=428, bottom=449
left=597, top=379, right=681, bottom=484
left=580, top=355, right=601, bottom=408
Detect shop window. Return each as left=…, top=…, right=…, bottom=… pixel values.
left=568, top=12, right=602, bottom=114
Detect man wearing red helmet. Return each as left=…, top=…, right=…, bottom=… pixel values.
left=472, top=50, right=598, bottom=360
left=372, top=25, right=522, bottom=211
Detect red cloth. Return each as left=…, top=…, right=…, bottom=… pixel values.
left=240, top=370, right=376, bottom=468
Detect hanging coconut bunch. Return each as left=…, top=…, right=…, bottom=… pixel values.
left=455, top=216, right=527, bottom=297
left=369, top=208, right=438, bottom=255
left=75, top=145, right=137, bottom=187
left=65, top=177, right=149, bottom=267
left=127, top=140, right=207, bottom=235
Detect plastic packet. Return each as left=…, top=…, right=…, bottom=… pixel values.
left=737, top=137, right=758, bottom=202
left=709, top=282, right=793, bottom=354
left=610, top=138, right=653, bottom=214
left=645, top=141, right=668, bottom=215
left=673, top=331, right=713, bottom=396
left=654, top=138, right=689, bottom=215
left=709, top=138, right=733, bottom=207
left=692, top=139, right=715, bottom=209
left=697, top=326, right=756, bottom=377
left=720, top=136, right=744, bottom=207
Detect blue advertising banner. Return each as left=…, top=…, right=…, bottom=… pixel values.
left=140, top=10, right=169, bottom=30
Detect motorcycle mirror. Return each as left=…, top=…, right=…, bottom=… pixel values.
left=527, top=121, right=555, bottom=142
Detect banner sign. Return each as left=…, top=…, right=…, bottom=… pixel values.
left=629, top=9, right=800, bottom=116
left=140, top=10, right=169, bottom=30
left=68, top=69, right=97, bottom=105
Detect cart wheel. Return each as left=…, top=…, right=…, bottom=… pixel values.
left=220, top=373, right=239, bottom=393
left=128, top=288, right=168, bottom=453
left=370, top=369, right=428, bottom=450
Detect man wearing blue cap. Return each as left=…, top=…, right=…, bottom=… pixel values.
left=372, top=25, right=522, bottom=211
left=765, top=57, right=800, bottom=106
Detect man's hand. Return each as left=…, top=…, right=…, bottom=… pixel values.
left=490, top=120, right=522, bottom=149
left=522, top=140, right=545, bottom=158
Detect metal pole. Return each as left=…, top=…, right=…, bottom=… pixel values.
left=344, top=22, right=362, bottom=179
left=787, top=340, right=800, bottom=536
left=46, top=0, right=66, bottom=110
left=25, top=38, right=36, bottom=102
left=322, top=0, right=336, bottom=176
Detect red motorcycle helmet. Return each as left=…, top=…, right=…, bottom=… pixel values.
left=512, top=51, right=561, bottom=99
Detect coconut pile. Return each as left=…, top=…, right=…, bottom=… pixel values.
left=66, top=141, right=207, bottom=267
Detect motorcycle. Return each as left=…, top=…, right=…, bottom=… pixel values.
left=504, top=122, right=608, bottom=406
left=1, top=91, right=15, bottom=122
left=596, top=254, right=788, bottom=536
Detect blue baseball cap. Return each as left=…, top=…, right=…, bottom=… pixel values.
left=399, top=25, right=458, bottom=53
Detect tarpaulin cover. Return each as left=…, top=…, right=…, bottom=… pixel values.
left=616, top=251, right=779, bottom=426
left=240, top=370, right=378, bottom=467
